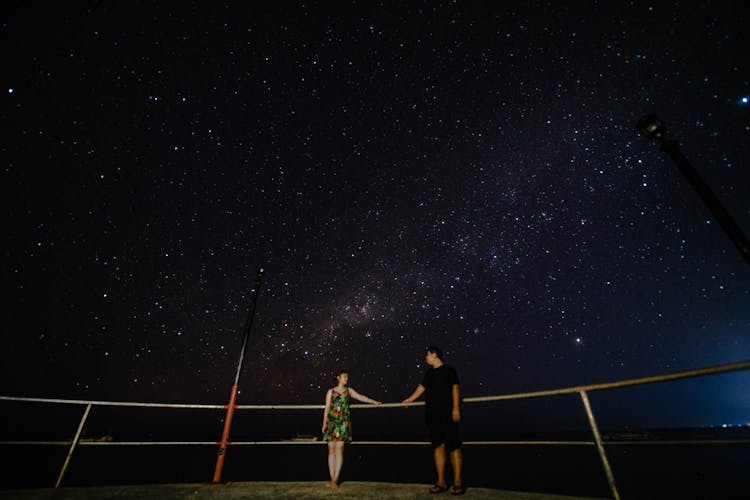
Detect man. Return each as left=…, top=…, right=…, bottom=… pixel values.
left=403, top=346, right=464, bottom=495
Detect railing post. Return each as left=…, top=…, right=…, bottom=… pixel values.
left=579, top=391, right=620, bottom=500
left=55, top=403, right=92, bottom=488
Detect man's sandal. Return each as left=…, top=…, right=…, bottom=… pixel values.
left=451, top=485, right=466, bottom=495
left=429, top=484, right=449, bottom=493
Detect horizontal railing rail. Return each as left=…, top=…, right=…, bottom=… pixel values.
left=5, top=358, right=748, bottom=409
left=2, top=358, right=749, bottom=499
left=6, top=438, right=750, bottom=447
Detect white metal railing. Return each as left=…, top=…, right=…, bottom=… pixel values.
left=2, top=359, right=750, bottom=499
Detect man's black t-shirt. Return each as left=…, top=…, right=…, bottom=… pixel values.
left=421, top=364, right=459, bottom=418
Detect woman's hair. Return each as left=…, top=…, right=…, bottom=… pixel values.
left=336, top=369, right=348, bottom=378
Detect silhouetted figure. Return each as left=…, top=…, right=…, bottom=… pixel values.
left=403, top=346, right=464, bottom=495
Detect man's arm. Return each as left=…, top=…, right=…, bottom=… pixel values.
left=451, top=384, right=460, bottom=422
left=402, top=384, right=425, bottom=403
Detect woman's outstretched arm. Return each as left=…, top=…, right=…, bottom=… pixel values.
left=349, top=387, right=381, bottom=405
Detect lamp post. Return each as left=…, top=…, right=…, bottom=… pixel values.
left=636, top=114, right=750, bottom=266
left=212, top=267, right=265, bottom=483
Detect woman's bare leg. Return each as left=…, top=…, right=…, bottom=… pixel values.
left=332, top=440, right=345, bottom=486
left=326, top=442, right=336, bottom=487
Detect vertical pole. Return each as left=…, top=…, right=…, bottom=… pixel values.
left=579, top=391, right=620, bottom=500
left=212, top=268, right=264, bottom=483
left=55, top=403, right=92, bottom=488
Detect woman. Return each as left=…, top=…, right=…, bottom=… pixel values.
left=322, top=370, right=381, bottom=488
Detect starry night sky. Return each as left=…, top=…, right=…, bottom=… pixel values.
left=3, top=2, right=749, bottom=430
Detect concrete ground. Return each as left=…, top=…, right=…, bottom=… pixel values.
left=0, top=481, right=605, bottom=499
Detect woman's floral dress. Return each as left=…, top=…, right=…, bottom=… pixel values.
left=323, top=388, right=352, bottom=442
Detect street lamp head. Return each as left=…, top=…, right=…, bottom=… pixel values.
left=637, top=114, right=667, bottom=141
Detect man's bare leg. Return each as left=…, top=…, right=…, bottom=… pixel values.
left=450, top=448, right=463, bottom=488
left=433, top=444, right=448, bottom=488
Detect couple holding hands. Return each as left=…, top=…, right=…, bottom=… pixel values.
left=321, top=346, right=465, bottom=495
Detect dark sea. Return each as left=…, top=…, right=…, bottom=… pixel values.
left=1, top=401, right=749, bottom=499
left=3, top=432, right=749, bottom=498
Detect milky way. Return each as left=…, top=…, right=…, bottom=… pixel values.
left=3, top=2, right=749, bottom=428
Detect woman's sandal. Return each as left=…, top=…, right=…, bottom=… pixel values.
left=451, top=485, right=466, bottom=495
left=429, top=484, right=449, bottom=493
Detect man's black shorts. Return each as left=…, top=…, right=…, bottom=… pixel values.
left=426, top=415, right=461, bottom=451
